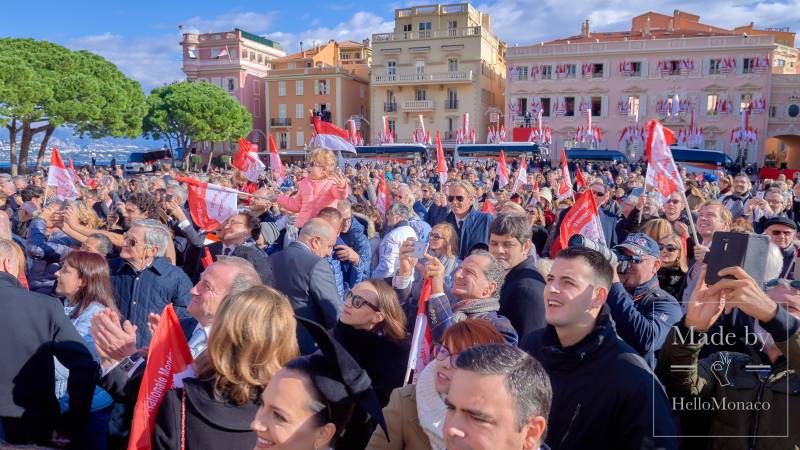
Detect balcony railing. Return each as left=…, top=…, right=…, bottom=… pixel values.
left=373, top=26, right=482, bottom=42
left=270, top=118, right=292, bottom=127
left=445, top=100, right=459, bottom=110
left=384, top=102, right=397, bottom=112
left=373, top=70, right=474, bottom=84
left=402, top=100, right=435, bottom=111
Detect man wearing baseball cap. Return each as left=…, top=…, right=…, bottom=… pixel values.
left=762, top=216, right=798, bottom=279
left=605, top=233, right=683, bottom=368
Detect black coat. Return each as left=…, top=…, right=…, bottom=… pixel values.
left=0, top=272, right=98, bottom=445
left=152, top=377, right=258, bottom=450
left=498, top=256, right=546, bottom=338
left=333, top=323, right=410, bottom=450
left=521, top=308, right=679, bottom=450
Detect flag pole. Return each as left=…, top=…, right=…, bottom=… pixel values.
left=680, top=189, right=700, bottom=244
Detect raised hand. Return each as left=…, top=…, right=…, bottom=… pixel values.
left=684, top=267, right=725, bottom=332
left=91, top=308, right=138, bottom=368
left=706, top=266, right=779, bottom=323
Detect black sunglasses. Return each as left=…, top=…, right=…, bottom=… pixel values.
left=448, top=195, right=466, bottom=203
left=345, top=291, right=380, bottom=312
left=659, top=244, right=679, bottom=252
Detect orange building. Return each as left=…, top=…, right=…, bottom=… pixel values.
left=264, top=40, right=371, bottom=152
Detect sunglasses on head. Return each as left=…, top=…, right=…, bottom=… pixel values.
left=763, top=278, right=800, bottom=290
left=345, top=291, right=380, bottom=312
left=448, top=195, right=466, bottom=203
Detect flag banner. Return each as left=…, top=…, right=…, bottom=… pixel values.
left=497, top=150, right=510, bottom=189
left=405, top=277, right=432, bottom=384
left=511, top=155, right=527, bottom=194
left=645, top=119, right=684, bottom=202
left=47, top=147, right=79, bottom=201
left=376, top=172, right=390, bottom=218
left=268, top=134, right=286, bottom=183
left=575, top=166, right=587, bottom=189
left=127, top=304, right=192, bottom=450
left=177, top=177, right=239, bottom=231
left=310, top=117, right=356, bottom=153
left=435, top=131, right=448, bottom=187
left=552, top=190, right=605, bottom=256
left=233, top=138, right=266, bottom=183
left=557, top=149, right=573, bottom=200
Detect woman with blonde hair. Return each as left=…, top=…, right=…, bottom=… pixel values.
left=656, top=234, right=688, bottom=299
left=152, top=285, right=299, bottom=450
left=639, top=218, right=675, bottom=243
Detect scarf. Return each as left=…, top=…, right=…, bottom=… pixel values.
left=452, top=297, right=501, bottom=322
left=415, top=362, right=447, bottom=450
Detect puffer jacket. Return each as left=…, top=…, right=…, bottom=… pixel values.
left=657, top=309, right=800, bottom=450
left=26, top=217, right=76, bottom=295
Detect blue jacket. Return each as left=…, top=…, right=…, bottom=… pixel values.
left=109, top=257, right=193, bottom=347
left=340, top=217, right=371, bottom=289
left=445, top=208, right=494, bottom=260
left=606, top=276, right=683, bottom=368
left=26, top=218, right=77, bottom=295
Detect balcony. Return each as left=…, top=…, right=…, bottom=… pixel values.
left=271, top=118, right=292, bottom=127
left=384, top=102, right=397, bottom=112
left=402, top=100, right=435, bottom=111
left=373, top=70, right=474, bottom=85
left=445, top=100, right=459, bottom=110
left=373, top=26, right=483, bottom=43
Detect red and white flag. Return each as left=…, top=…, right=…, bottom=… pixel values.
left=575, top=166, right=587, bottom=189
left=645, top=119, right=684, bottom=202
left=67, top=159, right=92, bottom=189
left=435, top=130, right=448, bottom=186
left=177, top=177, right=239, bottom=231
left=127, top=304, right=192, bottom=450
left=310, top=117, right=356, bottom=153
left=497, top=149, right=510, bottom=189
left=268, top=134, right=285, bottom=183
left=551, top=189, right=605, bottom=256
left=376, top=172, right=390, bottom=218
left=405, top=277, right=432, bottom=384
left=47, top=147, right=79, bottom=201
left=512, top=155, right=527, bottom=194
left=232, top=138, right=266, bottom=183
left=557, top=148, right=573, bottom=200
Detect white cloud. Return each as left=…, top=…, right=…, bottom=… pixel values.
left=181, top=11, right=275, bottom=34
left=263, top=11, right=393, bottom=53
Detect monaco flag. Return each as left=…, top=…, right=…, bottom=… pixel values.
left=47, top=147, right=79, bottom=201
left=405, top=277, right=433, bottom=384
left=552, top=189, right=606, bottom=256
left=268, top=133, right=285, bottom=183
left=310, top=117, right=356, bottom=153
left=177, top=177, right=238, bottom=231
left=497, top=149, right=510, bottom=189
left=435, top=130, right=448, bottom=187
left=557, top=148, right=574, bottom=200
left=127, top=304, right=192, bottom=450
left=376, top=171, right=390, bottom=218
left=575, top=165, right=587, bottom=189
left=233, top=138, right=266, bottom=183
left=645, top=119, right=684, bottom=202
left=511, top=155, right=527, bottom=194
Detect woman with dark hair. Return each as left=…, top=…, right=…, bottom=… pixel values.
left=53, top=250, right=119, bottom=450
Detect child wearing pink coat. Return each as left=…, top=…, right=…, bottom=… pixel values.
left=277, top=148, right=349, bottom=228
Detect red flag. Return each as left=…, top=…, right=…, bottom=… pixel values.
left=497, top=150, right=510, bottom=189
left=310, top=117, right=356, bottom=153
left=376, top=172, right=390, bottom=218
left=645, top=119, right=684, bottom=202
left=127, top=304, right=192, bottom=450
left=176, top=177, right=238, bottom=231
left=557, top=149, right=573, bottom=200
left=47, top=147, right=79, bottom=201
left=232, top=138, right=266, bottom=183
left=482, top=199, right=496, bottom=215
left=268, top=134, right=285, bottom=183
left=551, top=190, right=605, bottom=256
left=575, top=166, right=587, bottom=189
left=511, top=155, right=527, bottom=194
left=435, top=131, right=448, bottom=186
left=201, top=247, right=214, bottom=269
left=405, top=277, right=432, bottom=384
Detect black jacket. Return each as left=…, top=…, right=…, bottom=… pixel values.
left=0, top=272, right=98, bottom=444
left=498, top=256, right=546, bottom=338
left=521, top=308, right=679, bottom=450
left=152, top=377, right=258, bottom=450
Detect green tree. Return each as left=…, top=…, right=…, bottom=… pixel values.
left=142, top=80, right=252, bottom=152
left=0, top=38, right=146, bottom=175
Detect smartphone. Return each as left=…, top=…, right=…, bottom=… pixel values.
left=704, top=232, right=769, bottom=286
left=165, top=194, right=174, bottom=203
left=756, top=191, right=765, bottom=200
left=523, top=184, right=533, bottom=192
left=410, top=241, right=429, bottom=259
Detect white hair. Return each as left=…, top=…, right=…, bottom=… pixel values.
left=764, top=242, right=784, bottom=281
left=131, top=219, right=170, bottom=257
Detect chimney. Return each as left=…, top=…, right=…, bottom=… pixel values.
left=300, top=40, right=304, bottom=52
left=581, top=19, right=591, bottom=37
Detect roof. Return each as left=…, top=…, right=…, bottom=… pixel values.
left=235, top=28, right=283, bottom=50
left=544, top=29, right=738, bottom=45
left=338, top=40, right=367, bottom=49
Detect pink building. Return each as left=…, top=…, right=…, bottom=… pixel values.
left=182, top=29, right=286, bottom=150
left=505, top=10, right=800, bottom=167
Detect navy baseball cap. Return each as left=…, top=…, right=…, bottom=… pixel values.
left=615, top=233, right=660, bottom=258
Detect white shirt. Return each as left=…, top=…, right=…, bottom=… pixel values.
left=372, top=224, right=417, bottom=279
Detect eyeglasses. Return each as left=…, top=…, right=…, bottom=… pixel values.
left=429, top=233, right=444, bottom=241
left=666, top=199, right=681, bottom=205
left=124, top=235, right=137, bottom=248
left=593, top=191, right=606, bottom=197
left=434, top=345, right=459, bottom=366
left=659, top=244, right=679, bottom=252
left=448, top=195, right=466, bottom=203
left=345, top=291, right=380, bottom=312
left=771, top=230, right=795, bottom=237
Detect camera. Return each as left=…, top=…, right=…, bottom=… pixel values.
left=567, top=235, right=640, bottom=274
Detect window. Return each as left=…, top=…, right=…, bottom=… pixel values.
left=258, top=54, right=263, bottom=63
left=278, top=104, right=286, bottom=119
left=447, top=117, right=454, bottom=135
left=296, top=131, right=305, bottom=147
left=279, top=132, right=288, bottom=150
left=388, top=119, right=396, bottom=136
left=591, top=96, right=602, bottom=116
left=541, top=97, right=551, bottom=117
left=516, top=97, right=527, bottom=116
left=770, top=106, right=777, bottom=117
left=668, top=60, right=681, bottom=75
left=448, top=58, right=458, bottom=72
left=566, top=64, right=576, bottom=79
left=622, top=61, right=642, bottom=76
left=187, top=48, right=197, bottom=59
left=517, top=66, right=529, bottom=80
left=296, top=104, right=304, bottom=119
left=387, top=61, right=397, bottom=76
left=278, top=81, right=286, bottom=96
left=288, top=62, right=296, bottom=69
left=740, top=93, right=753, bottom=111
left=627, top=96, right=640, bottom=118
left=592, top=63, right=604, bottom=78
left=703, top=139, right=716, bottom=150
left=706, top=94, right=719, bottom=116
left=447, top=20, right=458, bottom=36
left=211, top=48, right=220, bottom=58
left=249, top=52, right=255, bottom=61
left=540, top=65, right=552, bottom=80
left=402, top=24, right=412, bottom=32
left=709, top=59, right=722, bottom=75
left=415, top=88, right=427, bottom=101
left=447, top=88, right=458, bottom=109
left=295, top=80, right=304, bottom=96
left=565, top=96, right=575, bottom=116
left=743, top=58, right=756, bottom=74
left=253, top=79, right=260, bottom=95
left=418, top=22, right=432, bottom=38
left=226, top=78, right=235, bottom=93
left=253, top=98, right=261, bottom=118
left=241, top=50, right=247, bottom=59
left=416, top=59, right=425, bottom=74
left=317, top=80, right=328, bottom=95
left=777, top=59, right=786, bottom=67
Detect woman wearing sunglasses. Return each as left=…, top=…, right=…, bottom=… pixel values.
left=365, top=319, right=505, bottom=450
left=333, top=279, right=410, bottom=449
left=656, top=234, right=687, bottom=299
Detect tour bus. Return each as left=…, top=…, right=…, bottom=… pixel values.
left=124, top=148, right=172, bottom=173
left=669, top=146, right=734, bottom=172
left=565, top=148, right=630, bottom=165
left=346, top=144, right=429, bottom=165
left=453, top=142, right=545, bottom=164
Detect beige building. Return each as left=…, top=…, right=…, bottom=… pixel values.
left=265, top=40, right=371, bottom=152
left=370, top=3, right=506, bottom=146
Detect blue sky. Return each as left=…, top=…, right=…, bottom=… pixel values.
left=5, top=0, right=800, bottom=92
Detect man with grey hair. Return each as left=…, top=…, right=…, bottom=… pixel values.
left=394, top=183, right=431, bottom=242
left=109, top=219, right=193, bottom=346
left=372, top=203, right=417, bottom=280
left=444, top=344, right=552, bottom=450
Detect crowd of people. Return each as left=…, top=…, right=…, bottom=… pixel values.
left=0, top=146, right=798, bottom=450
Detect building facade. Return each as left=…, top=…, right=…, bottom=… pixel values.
left=370, top=3, right=506, bottom=146
left=181, top=28, right=286, bottom=150
left=264, top=40, right=371, bottom=152
left=504, top=10, right=800, bottom=167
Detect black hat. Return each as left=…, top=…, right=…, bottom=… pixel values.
left=763, top=216, right=798, bottom=232
left=293, top=317, right=388, bottom=440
